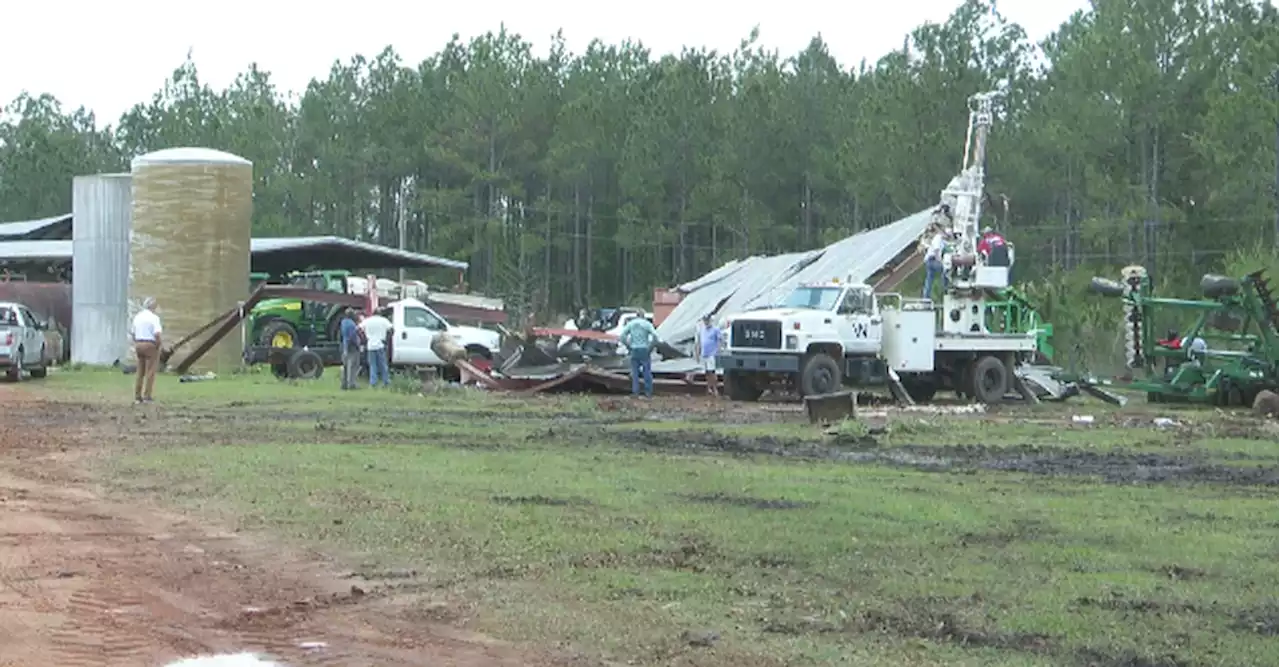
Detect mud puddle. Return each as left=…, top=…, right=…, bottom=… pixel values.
left=615, top=429, right=1279, bottom=486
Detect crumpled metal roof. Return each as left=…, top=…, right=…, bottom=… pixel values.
left=655, top=209, right=934, bottom=348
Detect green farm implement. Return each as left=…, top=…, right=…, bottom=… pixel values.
left=1088, top=265, right=1278, bottom=406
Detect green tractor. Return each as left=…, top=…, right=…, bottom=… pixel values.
left=248, top=269, right=355, bottom=349
left=1089, top=265, right=1278, bottom=406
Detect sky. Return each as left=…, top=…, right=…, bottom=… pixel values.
left=2, top=0, right=1089, bottom=127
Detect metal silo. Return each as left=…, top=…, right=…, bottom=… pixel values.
left=130, top=148, right=253, bottom=373
left=72, top=173, right=132, bottom=365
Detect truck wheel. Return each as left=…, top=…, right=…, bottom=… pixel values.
left=260, top=320, right=299, bottom=349
left=6, top=349, right=22, bottom=382
left=970, top=355, right=1009, bottom=404
left=800, top=353, right=842, bottom=396
left=287, top=348, right=324, bottom=380
left=725, top=371, right=763, bottom=402
left=901, top=377, right=938, bottom=403
left=29, top=345, right=48, bottom=378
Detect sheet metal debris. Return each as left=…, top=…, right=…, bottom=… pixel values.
left=454, top=213, right=935, bottom=396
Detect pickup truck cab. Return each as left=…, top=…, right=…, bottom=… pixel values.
left=0, top=301, right=51, bottom=381
left=376, top=298, right=500, bottom=367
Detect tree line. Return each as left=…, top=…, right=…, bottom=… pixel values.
left=0, top=0, right=1276, bottom=333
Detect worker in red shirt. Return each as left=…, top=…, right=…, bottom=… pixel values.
left=978, top=226, right=1013, bottom=281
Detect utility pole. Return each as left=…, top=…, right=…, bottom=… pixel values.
left=397, top=177, right=409, bottom=284
left=1269, top=66, right=1280, bottom=250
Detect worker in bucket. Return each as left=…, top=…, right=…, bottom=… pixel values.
left=695, top=314, right=724, bottom=397
left=922, top=224, right=948, bottom=300
left=978, top=226, right=1013, bottom=279
left=618, top=313, right=659, bottom=398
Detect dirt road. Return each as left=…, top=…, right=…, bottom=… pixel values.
left=0, top=386, right=552, bottom=667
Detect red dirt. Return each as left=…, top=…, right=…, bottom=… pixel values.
left=0, top=385, right=556, bottom=667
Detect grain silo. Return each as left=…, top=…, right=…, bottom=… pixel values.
left=130, top=148, right=252, bottom=373
left=72, top=173, right=133, bottom=365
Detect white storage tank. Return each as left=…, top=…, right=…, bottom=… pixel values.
left=71, top=173, right=132, bottom=365
left=130, top=148, right=253, bottom=373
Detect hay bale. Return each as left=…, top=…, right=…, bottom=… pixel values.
left=1252, top=390, right=1278, bottom=417
left=431, top=333, right=468, bottom=364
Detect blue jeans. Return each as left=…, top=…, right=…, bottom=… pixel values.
left=923, top=257, right=946, bottom=300
left=367, top=347, right=390, bottom=386
left=629, top=347, right=653, bottom=397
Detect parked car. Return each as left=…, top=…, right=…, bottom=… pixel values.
left=0, top=301, right=52, bottom=381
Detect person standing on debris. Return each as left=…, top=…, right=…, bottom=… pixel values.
left=338, top=308, right=361, bottom=390
left=696, top=314, right=723, bottom=396
left=359, top=309, right=394, bottom=388
left=130, top=297, right=162, bottom=404
left=619, top=314, right=659, bottom=398
left=922, top=225, right=948, bottom=300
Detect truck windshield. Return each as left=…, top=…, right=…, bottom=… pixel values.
left=782, top=286, right=842, bottom=311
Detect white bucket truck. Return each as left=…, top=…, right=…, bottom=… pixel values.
left=718, top=90, right=1044, bottom=405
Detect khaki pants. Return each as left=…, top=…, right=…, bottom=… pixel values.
left=134, top=341, right=159, bottom=400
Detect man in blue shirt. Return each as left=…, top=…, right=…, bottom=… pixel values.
left=338, top=308, right=360, bottom=390
left=618, top=315, right=659, bottom=398
left=696, top=314, right=723, bottom=396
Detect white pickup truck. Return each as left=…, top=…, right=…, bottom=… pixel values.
left=0, top=301, right=52, bottom=381
left=374, top=297, right=500, bottom=367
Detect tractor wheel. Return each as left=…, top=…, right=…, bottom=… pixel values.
left=970, top=355, right=1009, bottom=404
left=799, top=353, right=842, bottom=397
left=724, top=371, right=763, bottom=402
left=286, top=348, right=324, bottom=380
left=259, top=320, right=299, bottom=349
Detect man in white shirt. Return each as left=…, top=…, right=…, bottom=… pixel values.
left=131, top=297, right=163, bottom=404
left=358, top=310, right=394, bottom=387
left=922, top=226, right=948, bottom=300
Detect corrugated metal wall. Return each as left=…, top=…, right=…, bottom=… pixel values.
left=72, top=174, right=132, bottom=365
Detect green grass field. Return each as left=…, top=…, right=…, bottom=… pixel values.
left=36, top=367, right=1280, bottom=666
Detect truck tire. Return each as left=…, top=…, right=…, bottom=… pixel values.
left=901, top=376, right=938, bottom=403
left=286, top=348, right=324, bottom=380
left=800, top=353, right=842, bottom=397
left=725, top=370, right=763, bottom=402
left=29, top=345, right=48, bottom=378
left=6, top=348, right=22, bottom=382
left=260, top=320, right=300, bottom=349
left=970, top=355, right=1009, bottom=404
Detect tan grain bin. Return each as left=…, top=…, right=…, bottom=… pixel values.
left=130, top=148, right=253, bottom=374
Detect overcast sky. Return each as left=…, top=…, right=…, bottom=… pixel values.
left=3, top=0, right=1088, bottom=127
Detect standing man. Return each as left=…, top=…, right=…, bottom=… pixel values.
left=922, top=225, right=947, bottom=300
left=338, top=308, right=360, bottom=390
left=359, top=309, right=394, bottom=388
left=131, top=297, right=162, bottom=404
left=618, top=314, right=659, bottom=398
left=697, top=314, right=723, bottom=396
